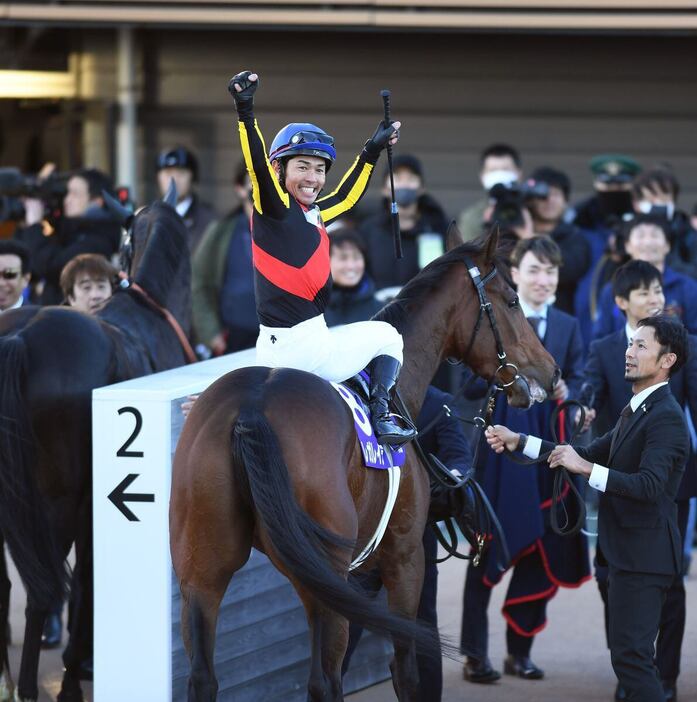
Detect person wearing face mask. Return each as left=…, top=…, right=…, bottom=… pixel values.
left=229, top=70, right=415, bottom=446
left=192, top=161, right=258, bottom=356
left=457, top=143, right=523, bottom=242
left=583, top=260, right=697, bottom=702
left=631, top=167, right=697, bottom=279
left=359, top=154, right=448, bottom=293
left=593, top=215, right=697, bottom=340
left=324, top=229, right=383, bottom=327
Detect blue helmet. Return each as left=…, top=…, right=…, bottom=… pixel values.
left=268, top=123, right=336, bottom=166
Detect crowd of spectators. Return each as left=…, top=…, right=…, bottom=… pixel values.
left=2, top=140, right=697, bottom=700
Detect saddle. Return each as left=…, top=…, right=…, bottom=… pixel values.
left=332, top=371, right=414, bottom=470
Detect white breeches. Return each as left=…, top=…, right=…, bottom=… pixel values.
left=256, top=314, right=403, bottom=383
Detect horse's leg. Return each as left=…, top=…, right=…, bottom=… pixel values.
left=171, top=435, right=254, bottom=702
left=0, top=535, right=13, bottom=702
left=299, top=595, right=348, bottom=702
left=57, top=498, right=93, bottom=702
left=16, top=603, right=47, bottom=702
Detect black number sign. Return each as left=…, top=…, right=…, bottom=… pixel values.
left=116, top=407, right=144, bottom=458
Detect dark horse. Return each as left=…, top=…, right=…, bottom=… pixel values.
left=170, top=227, right=560, bottom=702
left=0, top=199, right=192, bottom=702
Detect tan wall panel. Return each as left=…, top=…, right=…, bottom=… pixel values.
left=76, top=29, right=697, bottom=216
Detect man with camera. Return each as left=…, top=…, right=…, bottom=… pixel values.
left=527, top=166, right=592, bottom=316
left=457, top=143, right=523, bottom=241
left=14, top=167, right=122, bottom=305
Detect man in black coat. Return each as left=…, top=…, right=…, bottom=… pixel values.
left=487, top=314, right=690, bottom=702
left=583, top=260, right=697, bottom=701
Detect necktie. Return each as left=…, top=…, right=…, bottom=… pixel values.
left=616, top=403, right=634, bottom=439
left=528, top=315, right=543, bottom=338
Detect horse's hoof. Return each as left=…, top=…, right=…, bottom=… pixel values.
left=12, top=691, right=36, bottom=702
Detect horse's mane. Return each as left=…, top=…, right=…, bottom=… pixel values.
left=374, top=234, right=515, bottom=335
left=131, top=201, right=192, bottom=333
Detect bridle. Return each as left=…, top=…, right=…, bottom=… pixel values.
left=462, top=256, right=524, bottom=391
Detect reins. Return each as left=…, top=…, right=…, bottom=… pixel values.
left=129, top=282, right=198, bottom=364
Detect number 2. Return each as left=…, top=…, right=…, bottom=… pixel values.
left=117, top=407, right=144, bottom=458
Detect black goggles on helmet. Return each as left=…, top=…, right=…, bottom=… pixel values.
left=289, top=131, right=335, bottom=147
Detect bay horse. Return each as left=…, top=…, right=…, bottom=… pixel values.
left=170, top=226, right=560, bottom=702
left=0, top=198, right=192, bottom=702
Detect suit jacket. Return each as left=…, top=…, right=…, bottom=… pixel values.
left=468, top=306, right=588, bottom=582
left=584, top=329, right=697, bottom=499
left=542, top=385, right=688, bottom=575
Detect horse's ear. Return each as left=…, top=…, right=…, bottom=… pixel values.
left=445, top=220, right=464, bottom=251
left=163, top=178, right=178, bottom=208
left=102, top=189, right=134, bottom=228
left=483, top=224, right=499, bottom=263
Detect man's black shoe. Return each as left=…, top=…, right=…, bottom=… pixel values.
left=615, top=682, right=627, bottom=701
left=662, top=681, right=677, bottom=702
left=79, top=657, right=94, bottom=682
left=463, top=657, right=501, bottom=684
left=503, top=654, right=544, bottom=680
left=41, top=613, right=62, bottom=649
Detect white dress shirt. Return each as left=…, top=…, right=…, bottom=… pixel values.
left=519, top=298, right=548, bottom=340
left=522, top=381, right=668, bottom=492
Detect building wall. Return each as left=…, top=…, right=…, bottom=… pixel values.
left=13, top=28, right=697, bottom=219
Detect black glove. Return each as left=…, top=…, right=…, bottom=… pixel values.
left=363, top=119, right=399, bottom=159
left=227, top=71, right=258, bottom=118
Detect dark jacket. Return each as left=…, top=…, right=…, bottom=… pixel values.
left=416, top=386, right=473, bottom=474
left=593, top=265, right=697, bottom=340
left=359, top=193, right=449, bottom=290
left=584, top=329, right=697, bottom=500
left=29, top=211, right=121, bottom=305
left=324, top=276, right=383, bottom=327
left=182, top=194, right=217, bottom=254
left=549, top=222, right=592, bottom=315
left=541, top=385, right=688, bottom=575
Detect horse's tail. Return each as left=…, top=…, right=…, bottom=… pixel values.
left=0, top=335, right=68, bottom=608
left=231, top=406, right=440, bottom=655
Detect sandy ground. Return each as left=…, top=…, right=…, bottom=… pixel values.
left=5, top=548, right=696, bottom=701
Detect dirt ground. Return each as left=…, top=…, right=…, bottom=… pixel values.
left=6, top=547, right=696, bottom=701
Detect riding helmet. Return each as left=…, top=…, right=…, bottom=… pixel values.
left=268, top=123, right=336, bottom=169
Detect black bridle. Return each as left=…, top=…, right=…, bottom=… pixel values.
left=462, top=256, right=523, bottom=391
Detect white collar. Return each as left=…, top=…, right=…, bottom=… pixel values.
left=175, top=196, right=193, bottom=217
left=625, top=321, right=636, bottom=343
left=630, top=381, right=668, bottom=413
left=519, top=298, right=547, bottom=320
left=1, top=296, right=24, bottom=312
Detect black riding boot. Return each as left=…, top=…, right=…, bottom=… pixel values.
left=369, top=355, right=417, bottom=447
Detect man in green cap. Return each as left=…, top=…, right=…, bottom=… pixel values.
left=572, top=154, right=641, bottom=236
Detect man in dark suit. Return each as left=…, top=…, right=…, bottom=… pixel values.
left=583, top=260, right=697, bottom=701
left=461, top=237, right=590, bottom=685
left=487, top=314, right=690, bottom=702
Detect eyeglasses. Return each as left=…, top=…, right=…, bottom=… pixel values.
left=1, top=269, right=21, bottom=281
left=289, top=131, right=335, bottom=147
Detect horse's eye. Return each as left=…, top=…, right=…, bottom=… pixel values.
left=508, top=296, right=519, bottom=309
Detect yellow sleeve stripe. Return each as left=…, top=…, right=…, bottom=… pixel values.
left=318, top=158, right=373, bottom=222
left=238, top=120, right=289, bottom=214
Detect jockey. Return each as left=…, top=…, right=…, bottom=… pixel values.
left=229, top=70, right=415, bottom=446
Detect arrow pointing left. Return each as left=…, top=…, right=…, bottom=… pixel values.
left=108, top=473, right=155, bottom=522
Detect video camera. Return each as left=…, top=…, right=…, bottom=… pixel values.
left=488, top=178, right=550, bottom=228
left=0, top=167, right=69, bottom=223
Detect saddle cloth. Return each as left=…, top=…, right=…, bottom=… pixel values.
left=330, top=371, right=406, bottom=470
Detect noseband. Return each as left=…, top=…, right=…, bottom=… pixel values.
left=462, top=256, right=521, bottom=390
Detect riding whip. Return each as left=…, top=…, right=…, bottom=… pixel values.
left=381, top=89, right=402, bottom=259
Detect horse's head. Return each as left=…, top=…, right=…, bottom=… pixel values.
left=106, top=186, right=191, bottom=332
left=446, top=225, right=560, bottom=408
